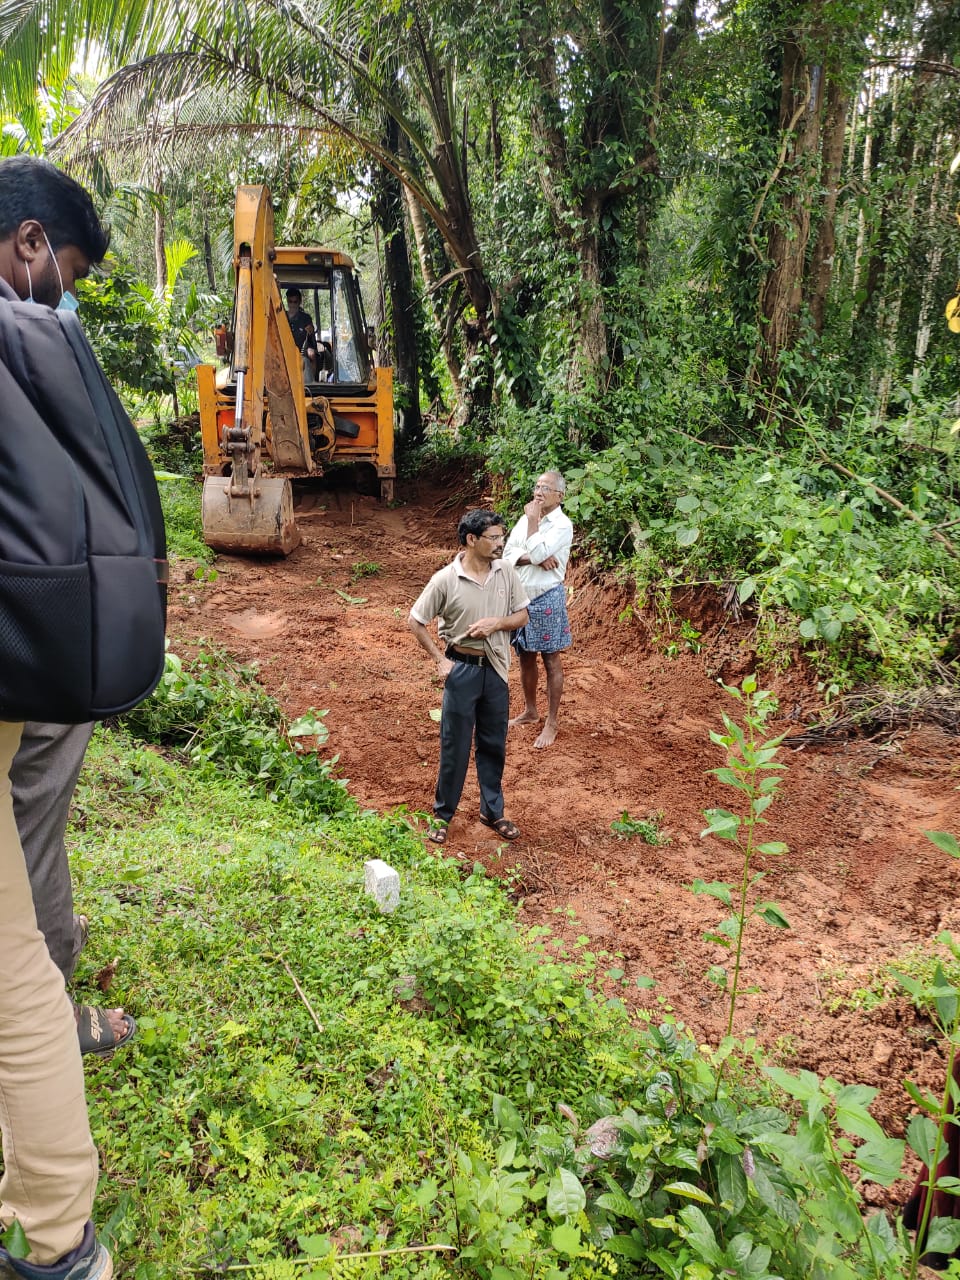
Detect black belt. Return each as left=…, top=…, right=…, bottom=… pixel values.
left=445, top=646, right=489, bottom=667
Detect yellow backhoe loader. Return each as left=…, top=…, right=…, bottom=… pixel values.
left=197, top=185, right=395, bottom=554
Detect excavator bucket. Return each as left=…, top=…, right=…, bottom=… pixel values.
left=201, top=475, right=301, bottom=556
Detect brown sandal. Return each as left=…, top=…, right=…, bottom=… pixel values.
left=426, top=823, right=448, bottom=845
left=479, top=814, right=521, bottom=841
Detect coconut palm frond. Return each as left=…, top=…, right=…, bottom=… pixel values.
left=0, top=0, right=162, bottom=116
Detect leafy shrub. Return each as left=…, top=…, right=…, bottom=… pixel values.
left=395, top=880, right=630, bottom=1098
left=78, top=258, right=168, bottom=397
left=121, top=647, right=351, bottom=819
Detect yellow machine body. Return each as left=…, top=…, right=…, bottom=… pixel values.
left=197, top=185, right=396, bottom=555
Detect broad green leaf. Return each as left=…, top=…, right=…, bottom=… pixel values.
left=664, top=1180, right=714, bottom=1205
left=764, top=1066, right=821, bottom=1102
left=925, top=1217, right=960, bottom=1255
left=492, top=1094, right=524, bottom=1135
left=676, top=526, right=700, bottom=547
left=297, top=1235, right=332, bottom=1258
left=854, top=1137, right=906, bottom=1185
left=906, top=1114, right=939, bottom=1165
left=738, top=577, right=757, bottom=604
left=933, top=963, right=959, bottom=1026
left=925, top=831, right=960, bottom=858
left=550, top=1223, right=582, bottom=1256
left=288, top=712, right=328, bottom=740
left=605, top=1234, right=646, bottom=1260
left=714, top=1150, right=747, bottom=1213
left=902, top=1079, right=941, bottom=1114
left=676, top=494, right=701, bottom=512
left=757, top=841, right=788, bottom=855
left=690, top=878, right=732, bottom=905
left=711, top=765, right=749, bottom=789
left=677, top=1205, right=724, bottom=1267
left=546, top=1167, right=586, bottom=1220
left=0, top=1221, right=28, bottom=1260
left=595, top=1187, right=641, bottom=1221
left=701, top=809, right=740, bottom=841
left=799, top=617, right=818, bottom=639
left=756, top=903, right=790, bottom=929
left=894, top=970, right=923, bottom=1000
left=414, top=1177, right=439, bottom=1208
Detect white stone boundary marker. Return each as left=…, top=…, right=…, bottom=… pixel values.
left=364, top=858, right=400, bottom=913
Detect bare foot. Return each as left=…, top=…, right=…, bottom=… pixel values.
left=534, top=722, right=558, bottom=749
left=509, top=710, right=541, bottom=728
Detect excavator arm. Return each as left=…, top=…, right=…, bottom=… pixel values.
left=202, top=186, right=313, bottom=554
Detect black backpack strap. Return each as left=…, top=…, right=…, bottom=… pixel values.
left=0, top=295, right=34, bottom=398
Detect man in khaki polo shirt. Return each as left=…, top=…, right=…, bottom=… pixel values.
left=408, top=509, right=529, bottom=844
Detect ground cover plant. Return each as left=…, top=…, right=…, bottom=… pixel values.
left=5, top=652, right=950, bottom=1277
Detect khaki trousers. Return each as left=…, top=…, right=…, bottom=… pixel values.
left=0, top=720, right=97, bottom=1264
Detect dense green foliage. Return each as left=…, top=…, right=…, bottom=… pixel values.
left=3, top=0, right=959, bottom=684
left=490, top=395, right=960, bottom=685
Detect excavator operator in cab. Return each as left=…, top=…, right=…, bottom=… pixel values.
left=284, top=287, right=313, bottom=349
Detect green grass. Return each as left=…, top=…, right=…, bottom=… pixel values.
left=155, top=474, right=213, bottom=566
left=66, top=728, right=635, bottom=1278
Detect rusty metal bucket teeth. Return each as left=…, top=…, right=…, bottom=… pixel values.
left=202, top=475, right=301, bottom=556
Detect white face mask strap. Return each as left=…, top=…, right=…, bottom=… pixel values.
left=42, top=229, right=67, bottom=301
left=24, top=258, right=33, bottom=302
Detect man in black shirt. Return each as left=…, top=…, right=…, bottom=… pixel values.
left=284, top=287, right=314, bottom=350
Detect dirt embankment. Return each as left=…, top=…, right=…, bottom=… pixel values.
left=168, top=480, right=960, bottom=1203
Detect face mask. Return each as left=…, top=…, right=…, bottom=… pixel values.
left=43, top=229, right=80, bottom=312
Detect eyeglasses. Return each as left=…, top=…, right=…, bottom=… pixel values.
left=480, top=532, right=505, bottom=543
left=533, top=484, right=559, bottom=493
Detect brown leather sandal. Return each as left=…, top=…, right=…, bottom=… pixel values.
left=479, top=814, right=521, bottom=841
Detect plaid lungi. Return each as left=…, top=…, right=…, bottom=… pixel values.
left=512, top=583, right=571, bottom=654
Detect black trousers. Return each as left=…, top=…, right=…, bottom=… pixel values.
left=434, top=661, right=509, bottom=823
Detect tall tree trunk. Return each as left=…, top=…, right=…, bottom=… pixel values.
left=153, top=179, right=167, bottom=295
left=570, top=213, right=607, bottom=395
left=806, top=76, right=848, bottom=333
left=756, top=41, right=822, bottom=383
left=851, top=64, right=877, bottom=308
left=402, top=181, right=465, bottom=418
left=913, top=138, right=945, bottom=403
left=372, top=119, right=422, bottom=447
left=203, top=222, right=216, bottom=290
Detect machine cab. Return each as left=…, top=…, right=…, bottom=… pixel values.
left=275, top=249, right=374, bottom=391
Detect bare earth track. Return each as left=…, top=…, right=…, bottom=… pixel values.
left=168, top=479, right=960, bottom=1209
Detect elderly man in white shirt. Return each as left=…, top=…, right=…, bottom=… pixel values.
left=503, top=470, right=574, bottom=749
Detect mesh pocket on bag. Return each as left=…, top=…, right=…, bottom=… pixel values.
left=0, top=561, right=92, bottom=721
